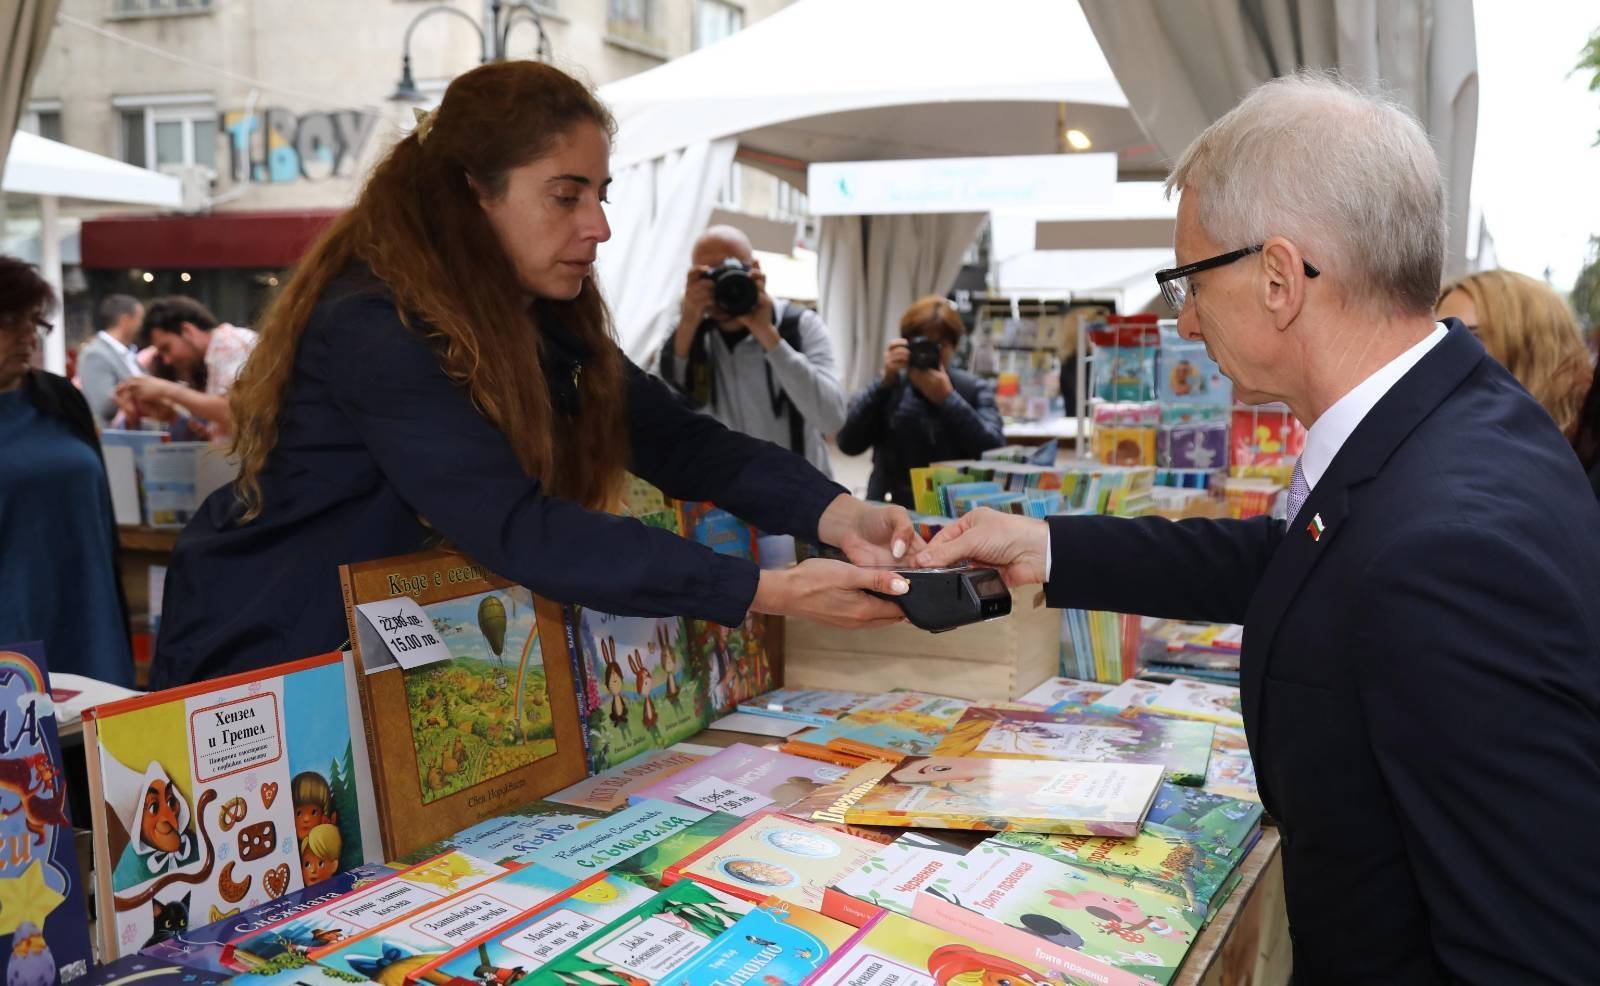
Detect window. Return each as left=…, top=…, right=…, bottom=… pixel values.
left=114, top=97, right=217, bottom=172
left=19, top=101, right=62, bottom=142
left=717, top=162, right=742, bottom=209
left=693, top=0, right=742, bottom=49
left=774, top=179, right=809, bottom=222
left=111, top=0, right=214, bottom=17
left=607, top=0, right=665, bottom=52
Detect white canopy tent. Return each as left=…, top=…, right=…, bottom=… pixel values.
left=595, top=0, right=1156, bottom=388
left=2, top=130, right=182, bottom=373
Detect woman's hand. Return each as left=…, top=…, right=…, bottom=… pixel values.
left=915, top=507, right=1049, bottom=587
left=817, top=494, right=925, bottom=566
left=881, top=339, right=910, bottom=386
left=750, top=559, right=908, bottom=629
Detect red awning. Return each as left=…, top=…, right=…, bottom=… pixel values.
left=80, top=209, right=342, bottom=270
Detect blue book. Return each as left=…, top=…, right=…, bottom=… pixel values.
left=79, top=955, right=227, bottom=986
left=0, top=640, right=93, bottom=985
left=668, top=897, right=857, bottom=984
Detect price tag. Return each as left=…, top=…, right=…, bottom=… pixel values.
left=674, top=777, right=775, bottom=817
left=356, top=597, right=453, bottom=670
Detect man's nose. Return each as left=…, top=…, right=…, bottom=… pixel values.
left=1176, top=305, right=1202, bottom=341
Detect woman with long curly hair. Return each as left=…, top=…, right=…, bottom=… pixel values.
left=151, top=61, right=914, bottom=687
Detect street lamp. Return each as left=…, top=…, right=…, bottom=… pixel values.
left=391, top=0, right=552, bottom=102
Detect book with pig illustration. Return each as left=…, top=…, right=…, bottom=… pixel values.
left=339, top=549, right=588, bottom=861
left=573, top=610, right=709, bottom=772
left=0, top=641, right=92, bottom=985
left=82, top=652, right=374, bottom=962
left=934, top=706, right=1214, bottom=785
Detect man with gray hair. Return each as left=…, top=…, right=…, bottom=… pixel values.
left=77, top=293, right=144, bottom=424
left=917, top=74, right=1600, bottom=982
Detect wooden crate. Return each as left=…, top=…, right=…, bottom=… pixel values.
left=782, top=587, right=1058, bottom=702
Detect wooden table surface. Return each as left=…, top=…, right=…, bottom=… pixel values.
left=687, top=726, right=1291, bottom=986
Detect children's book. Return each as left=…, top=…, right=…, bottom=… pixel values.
left=307, top=863, right=579, bottom=980
left=1148, top=680, right=1244, bottom=728
left=663, top=813, right=881, bottom=914
left=574, top=609, right=709, bottom=772
left=517, top=881, right=751, bottom=985
left=934, top=706, right=1215, bottom=786
left=389, top=802, right=607, bottom=868
left=1142, top=783, right=1263, bottom=859
left=822, top=831, right=974, bottom=926
left=1211, top=725, right=1250, bottom=757
left=598, top=813, right=744, bottom=892
left=215, top=951, right=371, bottom=986
left=0, top=642, right=93, bottom=984
left=911, top=842, right=1201, bottom=986
left=666, top=896, right=856, bottom=985
left=546, top=748, right=706, bottom=813
left=1202, top=755, right=1260, bottom=803
left=226, top=851, right=506, bottom=970
left=816, top=757, right=1165, bottom=837
left=685, top=612, right=780, bottom=718
left=406, top=873, right=657, bottom=985
left=806, top=910, right=1056, bottom=986
left=528, top=799, right=710, bottom=881
left=1089, top=678, right=1165, bottom=715
left=339, top=550, right=589, bottom=861
left=990, top=829, right=1240, bottom=916
left=735, top=688, right=876, bottom=726
left=679, top=502, right=760, bottom=563
left=627, top=743, right=855, bottom=812
left=77, top=955, right=228, bottom=986
left=82, top=652, right=375, bottom=961
left=1016, top=676, right=1114, bottom=709
left=140, top=864, right=395, bottom=972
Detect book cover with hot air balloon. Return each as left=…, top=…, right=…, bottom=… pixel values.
left=339, top=550, right=588, bottom=863
left=0, top=641, right=92, bottom=985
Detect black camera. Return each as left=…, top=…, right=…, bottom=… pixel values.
left=704, top=258, right=759, bottom=317
left=907, top=336, right=942, bottom=370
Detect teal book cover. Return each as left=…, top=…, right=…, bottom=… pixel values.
left=530, top=800, right=710, bottom=880
left=1142, top=782, right=1262, bottom=859
left=667, top=898, right=857, bottom=985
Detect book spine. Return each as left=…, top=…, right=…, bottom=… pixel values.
left=819, top=887, right=882, bottom=929
left=563, top=603, right=595, bottom=772
left=339, top=564, right=396, bottom=860
left=909, top=892, right=1148, bottom=986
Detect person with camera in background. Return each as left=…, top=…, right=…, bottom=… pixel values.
left=657, top=225, right=846, bottom=477
left=836, top=295, right=1006, bottom=506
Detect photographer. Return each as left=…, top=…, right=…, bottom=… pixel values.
left=658, top=226, right=846, bottom=477
left=836, top=295, right=1005, bottom=506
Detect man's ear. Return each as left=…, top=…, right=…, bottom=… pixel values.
left=1259, top=237, right=1308, bottom=331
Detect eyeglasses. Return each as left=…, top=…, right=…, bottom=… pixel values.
left=0, top=313, right=53, bottom=336
left=1155, top=245, right=1321, bottom=310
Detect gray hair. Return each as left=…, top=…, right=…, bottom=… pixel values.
left=1166, top=72, right=1445, bottom=315
left=98, top=293, right=142, bottom=330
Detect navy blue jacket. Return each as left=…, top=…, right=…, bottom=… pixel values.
left=151, top=276, right=844, bottom=687
left=1044, top=321, right=1600, bottom=984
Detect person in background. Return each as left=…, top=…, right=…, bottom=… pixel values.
left=1436, top=269, right=1592, bottom=434
left=116, top=296, right=258, bottom=438
left=77, top=293, right=144, bottom=426
left=1570, top=353, right=1600, bottom=498
left=836, top=295, right=1006, bottom=507
left=0, top=256, right=133, bottom=686
left=656, top=225, right=846, bottom=477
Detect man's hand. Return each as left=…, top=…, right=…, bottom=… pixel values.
left=817, top=493, right=925, bottom=566
left=749, top=559, right=908, bottom=629
left=737, top=268, right=780, bottom=351
left=881, top=340, right=910, bottom=386
left=916, top=507, right=1049, bottom=588
left=908, top=366, right=954, bottom=404
left=674, top=266, right=716, bottom=357
left=115, top=376, right=179, bottom=421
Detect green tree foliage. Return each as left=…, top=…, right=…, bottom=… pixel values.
left=1573, top=31, right=1600, bottom=336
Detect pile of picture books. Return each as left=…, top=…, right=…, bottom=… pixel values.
left=910, top=458, right=1155, bottom=520
left=1062, top=608, right=1143, bottom=683
left=1138, top=620, right=1243, bottom=684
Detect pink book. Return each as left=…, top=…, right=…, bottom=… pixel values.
left=626, top=742, right=853, bottom=811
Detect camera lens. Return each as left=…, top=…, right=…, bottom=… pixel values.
left=711, top=263, right=759, bottom=316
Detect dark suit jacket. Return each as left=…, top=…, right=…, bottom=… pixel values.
left=835, top=367, right=1006, bottom=506
left=152, top=274, right=845, bottom=687
left=1043, top=321, right=1600, bottom=983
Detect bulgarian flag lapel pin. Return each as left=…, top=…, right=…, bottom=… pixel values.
left=1307, top=513, right=1326, bottom=542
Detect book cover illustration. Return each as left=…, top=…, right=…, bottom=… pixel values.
left=1141, top=784, right=1263, bottom=860
left=599, top=813, right=743, bottom=892
left=84, top=653, right=368, bottom=961
left=76, top=955, right=227, bottom=986
left=807, top=911, right=1060, bottom=986
left=666, top=896, right=855, bottom=985
left=685, top=612, right=777, bottom=718
left=0, top=642, right=92, bottom=985
left=410, top=874, right=657, bottom=985
left=1017, top=677, right=1114, bottom=709
left=1201, top=755, right=1259, bottom=804
left=934, top=707, right=1214, bottom=786
left=791, top=717, right=949, bottom=762
left=1209, top=726, right=1249, bottom=758
left=340, top=550, right=588, bottom=861
left=391, top=803, right=607, bottom=868
left=824, top=831, right=974, bottom=925
left=1088, top=679, right=1164, bottom=716
left=215, top=951, right=369, bottom=986
left=547, top=749, right=705, bottom=813
left=575, top=611, right=708, bottom=773
left=530, top=800, right=710, bottom=881
left=990, top=830, right=1240, bottom=916
left=519, top=881, right=751, bottom=985
left=678, top=502, right=759, bottom=564
left=824, top=757, right=1165, bottom=838
left=308, top=864, right=579, bottom=981
left=1148, top=681, right=1243, bottom=729
left=627, top=743, right=853, bottom=812
left=912, top=842, right=1201, bottom=986
left=667, top=813, right=879, bottom=912
left=227, top=851, right=505, bottom=969
left=735, top=688, right=876, bottom=727
left=140, top=864, right=395, bottom=972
